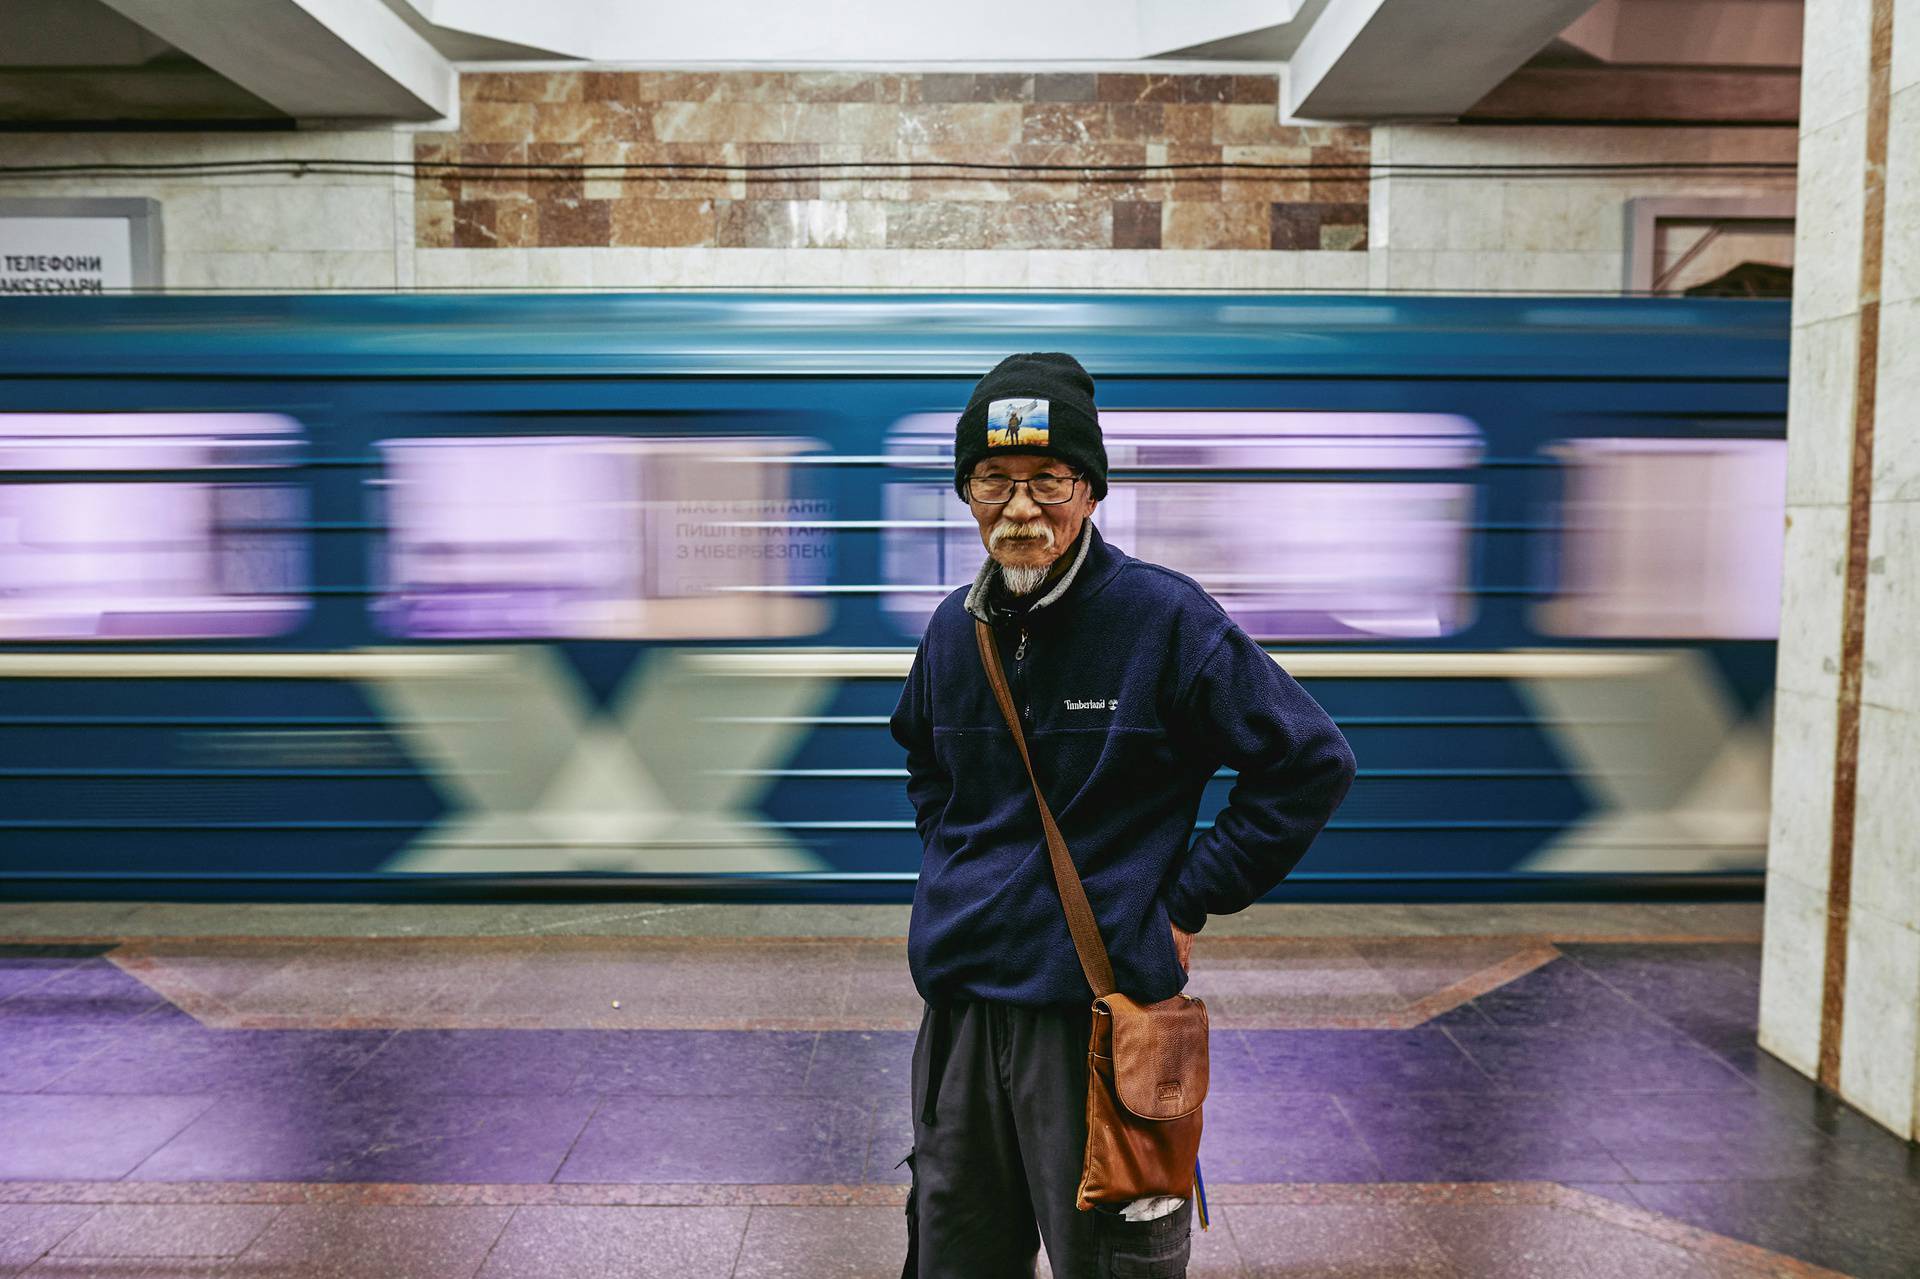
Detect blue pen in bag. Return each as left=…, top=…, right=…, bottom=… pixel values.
left=1193, top=1157, right=1210, bottom=1230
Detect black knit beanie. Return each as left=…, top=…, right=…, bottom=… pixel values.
left=953, top=352, right=1108, bottom=501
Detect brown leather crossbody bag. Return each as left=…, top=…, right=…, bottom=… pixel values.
left=974, top=617, right=1209, bottom=1213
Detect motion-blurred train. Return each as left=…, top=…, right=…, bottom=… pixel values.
left=0, top=294, right=1788, bottom=900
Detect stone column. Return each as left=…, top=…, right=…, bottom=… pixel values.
left=1759, top=0, right=1920, bottom=1139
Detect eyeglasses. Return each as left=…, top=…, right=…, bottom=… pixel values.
left=966, top=473, right=1082, bottom=505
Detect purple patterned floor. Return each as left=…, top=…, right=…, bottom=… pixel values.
left=1, top=935, right=1916, bottom=1277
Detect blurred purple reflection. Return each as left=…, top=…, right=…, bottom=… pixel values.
left=375, top=435, right=829, bottom=640
left=883, top=411, right=1481, bottom=640
left=0, top=414, right=307, bottom=640
left=1539, top=437, right=1786, bottom=639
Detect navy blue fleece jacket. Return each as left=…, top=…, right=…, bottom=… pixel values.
left=889, top=520, right=1356, bottom=1010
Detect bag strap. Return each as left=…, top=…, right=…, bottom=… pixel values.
left=975, top=616, right=1117, bottom=998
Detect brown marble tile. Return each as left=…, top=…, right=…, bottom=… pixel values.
left=1022, top=103, right=1108, bottom=146
left=1218, top=145, right=1314, bottom=203
left=1180, top=75, right=1237, bottom=104
left=412, top=134, right=458, bottom=201
left=898, top=104, right=1023, bottom=147
left=894, top=201, right=1094, bottom=250
left=789, top=104, right=845, bottom=144
left=461, top=100, right=533, bottom=144
left=527, top=141, right=585, bottom=200
left=1270, top=202, right=1322, bottom=251
left=1165, top=201, right=1269, bottom=250
left=917, top=74, right=979, bottom=104
left=1322, top=221, right=1369, bottom=251
left=873, top=75, right=914, bottom=104
left=1166, top=155, right=1231, bottom=204
left=738, top=143, right=821, bottom=199
left=610, top=199, right=716, bottom=247
left=651, top=103, right=741, bottom=144
left=457, top=141, right=528, bottom=200
left=1230, top=75, right=1281, bottom=104
left=1309, top=177, right=1372, bottom=205
left=968, top=72, right=1035, bottom=102
left=1214, top=104, right=1297, bottom=146
left=734, top=103, right=815, bottom=144
left=581, top=71, right=640, bottom=102
left=452, top=199, right=536, bottom=249
left=1019, top=200, right=1113, bottom=249
left=909, top=174, right=1019, bottom=202
left=1162, top=104, right=1217, bottom=146
left=1112, top=200, right=1162, bottom=249
left=467, top=72, right=582, bottom=104
left=531, top=101, right=602, bottom=145
left=1034, top=73, right=1097, bottom=103
left=617, top=143, right=736, bottom=200
left=590, top=100, right=653, bottom=144
left=631, top=71, right=721, bottom=103
left=535, top=197, right=611, bottom=247
left=1270, top=199, right=1370, bottom=251
left=1108, top=103, right=1166, bottom=143
left=839, top=103, right=909, bottom=152
left=790, top=72, right=882, bottom=103
left=713, top=71, right=795, bottom=103
left=1096, top=73, right=1183, bottom=103
left=416, top=199, right=453, bottom=248
left=716, top=199, right=884, bottom=249
left=1310, top=141, right=1371, bottom=168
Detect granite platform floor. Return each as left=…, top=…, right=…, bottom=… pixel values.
left=0, top=901, right=1915, bottom=1278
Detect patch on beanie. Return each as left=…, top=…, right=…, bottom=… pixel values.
left=986, top=397, right=1049, bottom=447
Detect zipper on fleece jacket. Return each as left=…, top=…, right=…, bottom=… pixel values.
left=1015, top=625, right=1031, bottom=724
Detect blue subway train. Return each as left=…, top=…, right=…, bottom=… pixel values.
left=0, top=293, right=1788, bottom=900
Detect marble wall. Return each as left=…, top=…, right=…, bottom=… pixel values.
left=0, top=81, right=1803, bottom=297
left=0, top=131, right=417, bottom=291
left=1367, top=123, right=1798, bottom=293
left=1759, top=0, right=1920, bottom=1141
left=414, top=70, right=1370, bottom=254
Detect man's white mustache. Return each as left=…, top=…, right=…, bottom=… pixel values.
left=990, top=520, right=1054, bottom=550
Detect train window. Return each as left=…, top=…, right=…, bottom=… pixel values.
left=1537, top=437, right=1786, bottom=639
left=882, top=411, right=1481, bottom=639
left=372, top=435, right=830, bottom=639
left=0, top=413, right=308, bottom=640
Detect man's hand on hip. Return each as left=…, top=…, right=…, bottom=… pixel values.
left=1170, top=921, right=1194, bottom=972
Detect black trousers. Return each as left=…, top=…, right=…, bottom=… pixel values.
left=900, top=998, right=1193, bottom=1279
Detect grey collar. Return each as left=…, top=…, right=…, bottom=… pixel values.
left=964, top=520, right=1095, bottom=625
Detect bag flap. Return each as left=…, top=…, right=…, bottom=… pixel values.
left=1097, top=991, right=1209, bottom=1120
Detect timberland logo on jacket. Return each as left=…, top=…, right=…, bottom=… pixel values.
left=1064, top=698, right=1113, bottom=711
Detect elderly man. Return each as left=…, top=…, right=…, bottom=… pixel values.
left=889, top=352, right=1356, bottom=1279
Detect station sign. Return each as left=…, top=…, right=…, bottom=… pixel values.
left=0, top=198, right=162, bottom=294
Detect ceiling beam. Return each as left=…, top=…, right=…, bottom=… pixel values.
left=98, top=0, right=455, bottom=120
left=1287, top=0, right=1600, bottom=119
left=1465, top=66, right=1802, bottom=125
